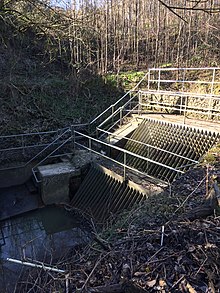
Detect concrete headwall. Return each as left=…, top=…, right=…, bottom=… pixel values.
left=141, top=92, right=220, bottom=119
left=0, top=163, right=34, bottom=188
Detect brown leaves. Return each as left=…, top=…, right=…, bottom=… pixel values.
left=68, top=217, right=220, bottom=292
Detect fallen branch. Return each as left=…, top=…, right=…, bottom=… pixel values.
left=184, top=179, right=219, bottom=220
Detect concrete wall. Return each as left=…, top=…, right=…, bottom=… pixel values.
left=141, top=93, right=220, bottom=119
left=0, top=163, right=34, bottom=188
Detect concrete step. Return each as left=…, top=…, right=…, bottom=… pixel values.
left=105, top=116, right=140, bottom=145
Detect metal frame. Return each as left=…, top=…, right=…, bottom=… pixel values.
left=148, top=67, right=220, bottom=94
left=0, top=128, right=71, bottom=171
left=95, top=128, right=198, bottom=164
left=0, top=73, right=148, bottom=170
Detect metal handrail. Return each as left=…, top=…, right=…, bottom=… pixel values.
left=97, top=92, right=139, bottom=128
left=90, top=72, right=149, bottom=125
left=97, top=106, right=122, bottom=129
left=0, top=73, right=148, bottom=159
left=26, top=128, right=70, bottom=165
left=1, top=67, right=218, bottom=142
left=148, top=67, right=220, bottom=94
left=95, top=128, right=198, bottom=163
left=139, top=89, right=220, bottom=118
left=148, top=79, right=220, bottom=85
left=32, top=135, right=73, bottom=183
left=97, top=103, right=139, bottom=140
left=0, top=128, right=71, bottom=171
left=75, top=141, right=166, bottom=184
left=150, top=67, right=220, bottom=70
left=138, top=89, right=220, bottom=99
left=0, top=124, right=88, bottom=144
left=2, top=67, right=219, bottom=175
left=139, top=89, right=220, bottom=98
left=74, top=130, right=186, bottom=172
left=140, top=102, right=220, bottom=117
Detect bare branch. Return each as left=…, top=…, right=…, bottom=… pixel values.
left=158, top=0, right=220, bottom=14
left=158, top=0, right=188, bottom=22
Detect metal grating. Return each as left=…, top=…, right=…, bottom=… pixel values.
left=70, top=164, right=146, bottom=223
left=118, top=118, right=220, bottom=182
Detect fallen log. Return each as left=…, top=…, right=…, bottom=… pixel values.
left=183, top=179, right=219, bottom=221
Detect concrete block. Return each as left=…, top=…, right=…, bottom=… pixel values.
left=37, top=162, right=80, bottom=205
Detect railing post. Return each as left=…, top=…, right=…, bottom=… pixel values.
left=123, top=152, right=126, bottom=181
left=148, top=69, right=150, bottom=90
left=88, top=123, right=91, bottom=135
left=183, top=96, right=188, bottom=124
left=129, top=92, right=132, bottom=111
left=111, top=105, right=114, bottom=124
left=147, top=146, right=149, bottom=173
left=21, top=135, right=25, bottom=156
left=208, top=68, right=216, bottom=119
left=138, top=91, right=142, bottom=115
left=120, top=107, right=123, bottom=126
left=180, top=69, right=186, bottom=116
left=157, top=69, right=161, bottom=91
left=211, top=68, right=216, bottom=95
left=182, top=68, right=186, bottom=92
left=71, top=125, right=75, bottom=152
left=89, top=137, right=92, bottom=160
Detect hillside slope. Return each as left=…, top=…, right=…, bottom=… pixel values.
left=0, top=18, right=123, bottom=135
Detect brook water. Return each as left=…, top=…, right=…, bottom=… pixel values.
left=0, top=205, right=90, bottom=292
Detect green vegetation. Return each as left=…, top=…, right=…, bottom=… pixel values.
left=0, top=73, right=124, bottom=134
left=105, top=71, right=146, bottom=90
left=202, top=144, right=220, bottom=165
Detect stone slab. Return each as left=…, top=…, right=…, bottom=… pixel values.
left=107, top=120, right=139, bottom=145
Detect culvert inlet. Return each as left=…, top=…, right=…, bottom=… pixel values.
left=69, top=118, right=220, bottom=221
left=117, top=118, right=220, bottom=182
left=70, top=163, right=151, bottom=223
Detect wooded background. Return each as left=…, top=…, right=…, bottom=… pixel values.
left=0, top=0, right=220, bottom=133
left=1, top=0, right=220, bottom=74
